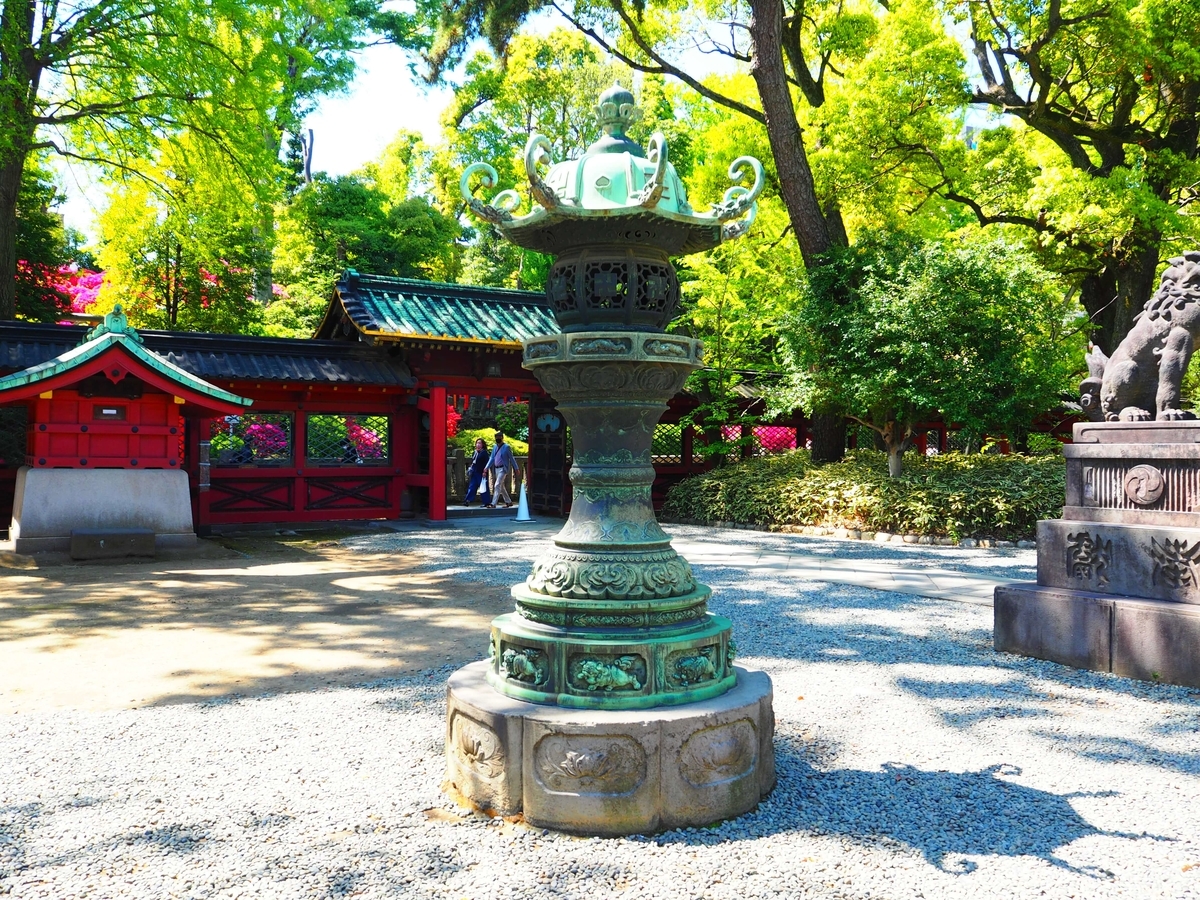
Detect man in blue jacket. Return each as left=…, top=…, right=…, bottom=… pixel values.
left=485, top=431, right=516, bottom=508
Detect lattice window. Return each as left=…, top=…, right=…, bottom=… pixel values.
left=548, top=263, right=578, bottom=315
left=584, top=260, right=628, bottom=309
left=754, top=426, right=797, bottom=455
left=925, top=429, right=942, bottom=456
left=635, top=262, right=676, bottom=313
left=306, top=414, right=389, bottom=465
left=652, top=423, right=683, bottom=464
left=0, top=406, right=27, bottom=468
left=209, top=413, right=293, bottom=466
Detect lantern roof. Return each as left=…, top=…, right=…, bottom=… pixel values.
left=460, top=84, right=763, bottom=255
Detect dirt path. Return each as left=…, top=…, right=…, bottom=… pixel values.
left=0, top=532, right=512, bottom=714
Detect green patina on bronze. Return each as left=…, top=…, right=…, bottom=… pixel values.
left=463, top=85, right=762, bottom=710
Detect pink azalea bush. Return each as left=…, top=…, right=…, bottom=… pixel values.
left=56, top=266, right=104, bottom=313
left=244, top=422, right=288, bottom=457
left=346, top=421, right=385, bottom=459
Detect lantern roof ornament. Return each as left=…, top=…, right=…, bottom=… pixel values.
left=459, top=83, right=764, bottom=255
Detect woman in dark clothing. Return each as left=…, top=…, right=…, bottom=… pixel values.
left=464, top=438, right=490, bottom=506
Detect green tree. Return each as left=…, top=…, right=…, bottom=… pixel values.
left=935, top=0, right=1200, bottom=354
left=421, top=0, right=973, bottom=462
left=674, top=200, right=800, bottom=459
left=95, top=137, right=265, bottom=334
left=0, top=0, right=278, bottom=320
left=13, top=160, right=71, bottom=322
left=778, top=233, right=1081, bottom=476
left=267, top=173, right=461, bottom=336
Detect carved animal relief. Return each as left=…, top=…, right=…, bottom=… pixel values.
left=501, top=647, right=548, bottom=685
left=568, top=654, right=646, bottom=692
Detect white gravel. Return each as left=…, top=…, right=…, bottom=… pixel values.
left=2, top=522, right=1198, bottom=899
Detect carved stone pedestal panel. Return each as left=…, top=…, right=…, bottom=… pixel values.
left=995, top=420, right=1200, bottom=688
left=445, top=661, right=775, bottom=836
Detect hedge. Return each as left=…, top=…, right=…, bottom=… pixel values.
left=661, top=449, right=1065, bottom=540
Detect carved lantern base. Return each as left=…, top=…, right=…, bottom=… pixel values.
left=996, top=421, right=1200, bottom=688
left=485, top=332, right=740, bottom=710
left=445, top=661, right=775, bottom=835
left=444, top=330, right=776, bottom=831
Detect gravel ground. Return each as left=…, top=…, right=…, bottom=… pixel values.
left=2, top=523, right=1198, bottom=900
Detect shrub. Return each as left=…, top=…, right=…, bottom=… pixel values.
left=661, top=449, right=1065, bottom=540
left=449, top=427, right=529, bottom=456
left=495, top=401, right=529, bottom=440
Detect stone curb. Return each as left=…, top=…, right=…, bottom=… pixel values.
left=659, top=517, right=1036, bottom=550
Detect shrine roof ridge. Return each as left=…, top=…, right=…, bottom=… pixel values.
left=322, top=270, right=559, bottom=347
left=0, top=307, right=252, bottom=409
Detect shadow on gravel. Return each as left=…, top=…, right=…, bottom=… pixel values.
left=1038, top=731, right=1200, bottom=776
left=728, top=583, right=1200, bottom=722
left=760, top=745, right=1153, bottom=876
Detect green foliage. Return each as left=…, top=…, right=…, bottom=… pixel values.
left=777, top=231, right=1082, bottom=474
left=14, top=162, right=70, bottom=323
left=210, top=433, right=245, bottom=454
left=275, top=175, right=461, bottom=299
left=95, top=137, right=265, bottom=334
left=662, top=449, right=1065, bottom=540
left=306, top=415, right=348, bottom=454
left=262, top=284, right=329, bottom=339
left=494, top=401, right=530, bottom=439
left=449, top=428, right=528, bottom=455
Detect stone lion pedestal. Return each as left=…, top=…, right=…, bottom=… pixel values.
left=995, top=420, right=1200, bottom=687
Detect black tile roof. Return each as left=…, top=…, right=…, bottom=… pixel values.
left=0, top=322, right=415, bottom=387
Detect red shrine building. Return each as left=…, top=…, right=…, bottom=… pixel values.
left=0, top=272, right=812, bottom=546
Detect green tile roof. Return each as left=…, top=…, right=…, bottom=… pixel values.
left=323, top=272, right=559, bottom=346
left=0, top=306, right=252, bottom=408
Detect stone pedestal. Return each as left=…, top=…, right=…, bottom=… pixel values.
left=445, top=661, right=775, bottom=835
left=995, top=422, right=1200, bottom=687
left=10, top=466, right=197, bottom=554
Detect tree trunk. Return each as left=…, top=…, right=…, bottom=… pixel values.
left=747, top=0, right=835, bottom=266
left=748, top=0, right=848, bottom=464
left=809, top=413, right=846, bottom=465
left=882, top=421, right=911, bottom=478
left=0, top=151, right=27, bottom=321
left=1079, top=239, right=1161, bottom=355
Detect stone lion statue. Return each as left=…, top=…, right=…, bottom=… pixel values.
left=1081, top=250, right=1200, bottom=422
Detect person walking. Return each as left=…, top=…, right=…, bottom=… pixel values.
left=464, top=438, right=490, bottom=506
left=484, top=431, right=516, bottom=508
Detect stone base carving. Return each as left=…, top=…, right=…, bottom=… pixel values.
left=444, top=661, right=775, bottom=836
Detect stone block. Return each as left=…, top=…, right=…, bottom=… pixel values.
left=523, top=709, right=662, bottom=836
left=69, top=528, right=155, bottom=560
left=444, top=665, right=528, bottom=816
left=1112, top=597, right=1200, bottom=688
left=1037, top=519, right=1200, bottom=605
left=11, top=466, right=196, bottom=553
left=658, top=669, right=774, bottom=831
left=444, top=661, right=774, bottom=836
left=993, top=583, right=1112, bottom=671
